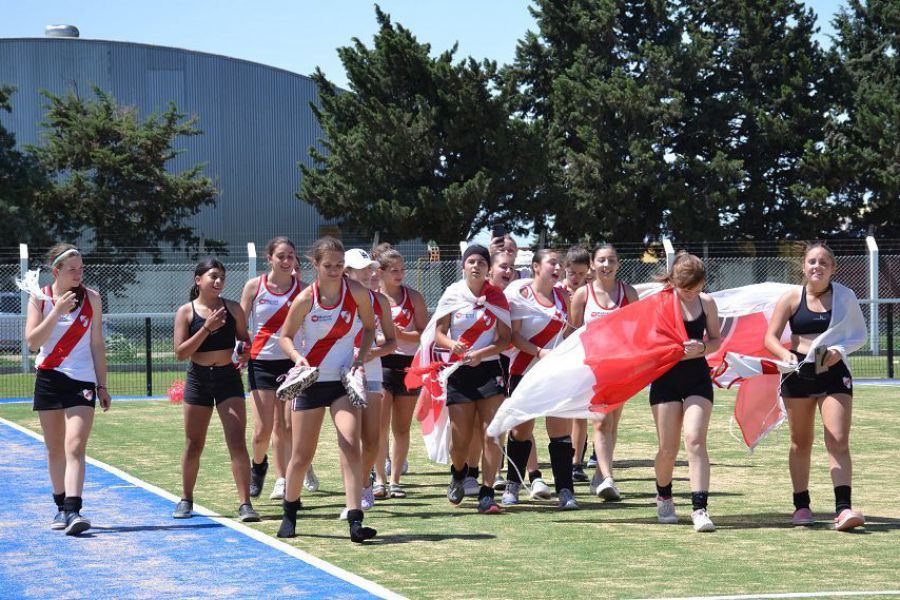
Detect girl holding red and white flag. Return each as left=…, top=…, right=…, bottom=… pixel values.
left=649, top=253, right=721, bottom=532
left=570, top=244, right=639, bottom=501
left=763, top=243, right=867, bottom=531
left=501, top=249, right=579, bottom=510
left=23, top=244, right=111, bottom=536
left=240, top=237, right=305, bottom=502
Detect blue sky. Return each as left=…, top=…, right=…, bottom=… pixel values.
left=3, top=0, right=846, bottom=90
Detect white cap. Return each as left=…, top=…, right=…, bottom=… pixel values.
left=345, top=248, right=378, bottom=270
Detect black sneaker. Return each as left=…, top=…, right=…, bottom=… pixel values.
left=173, top=499, right=193, bottom=519
left=64, top=512, right=91, bottom=536
left=572, top=464, right=589, bottom=483
left=347, top=509, right=377, bottom=543
left=50, top=510, right=67, bottom=531
left=276, top=499, right=302, bottom=538
left=447, top=478, right=465, bottom=505
left=249, top=458, right=268, bottom=498
left=238, top=503, right=260, bottom=523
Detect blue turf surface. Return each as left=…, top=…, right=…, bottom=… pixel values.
left=0, top=421, right=384, bottom=599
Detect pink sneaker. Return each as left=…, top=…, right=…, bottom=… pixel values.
left=791, top=507, right=814, bottom=526
left=834, top=509, right=865, bottom=531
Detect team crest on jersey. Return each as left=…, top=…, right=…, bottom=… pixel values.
left=340, top=310, right=351, bottom=323
left=401, top=308, right=410, bottom=318
left=843, top=376, right=852, bottom=389
left=79, top=315, right=89, bottom=328
left=82, top=389, right=93, bottom=401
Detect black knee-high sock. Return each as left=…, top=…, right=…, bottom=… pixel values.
left=548, top=436, right=575, bottom=493
left=53, top=492, right=65, bottom=511
left=834, top=485, right=852, bottom=514
left=63, top=496, right=82, bottom=516
left=506, top=434, right=532, bottom=484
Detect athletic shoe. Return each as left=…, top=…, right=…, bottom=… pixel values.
left=173, top=499, right=193, bottom=519
left=277, top=499, right=301, bottom=538
left=463, top=476, right=480, bottom=497
left=590, top=470, right=603, bottom=495
left=238, top=503, right=261, bottom=523
left=50, top=510, right=66, bottom=531
left=572, top=464, right=589, bottom=483
left=269, top=477, right=286, bottom=500
left=477, top=495, right=502, bottom=514
left=558, top=488, right=579, bottom=511
left=691, top=508, right=715, bottom=532
left=501, top=482, right=521, bottom=506
left=791, top=507, right=814, bottom=526
left=249, top=459, right=268, bottom=498
left=586, top=452, right=598, bottom=469
left=275, top=365, right=319, bottom=402
left=402, top=460, right=409, bottom=475
left=341, top=367, right=368, bottom=408
left=447, top=478, right=466, bottom=505
left=596, top=477, right=621, bottom=501
left=361, top=486, right=375, bottom=511
left=349, top=517, right=377, bottom=543
left=530, top=478, right=553, bottom=500
left=389, top=484, right=407, bottom=499
left=304, top=465, right=320, bottom=492
left=657, top=496, right=678, bottom=524
left=64, top=512, right=91, bottom=536
left=834, top=508, right=865, bottom=532
left=492, top=475, right=507, bottom=491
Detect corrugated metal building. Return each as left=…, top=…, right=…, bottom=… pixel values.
left=0, top=35, right=339, bottom=252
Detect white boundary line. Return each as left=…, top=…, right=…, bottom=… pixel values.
left=0, top=416, right=405, bottom=600
left=631, top=591, right=900, bottom=600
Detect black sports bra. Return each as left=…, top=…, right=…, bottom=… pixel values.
left=189, top=300, right=237, bottom=352
left=789, top=286, right=831, bottom=335
left=683, top=302, right=706, bottom=341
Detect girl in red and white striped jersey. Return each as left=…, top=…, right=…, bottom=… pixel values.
left=501, top=249, right=578, bottom=510
left=240, top=237, right=306, bottom=501
left=276, top=237, right=378, bottom=543
left=372, top=244, right=428, bottom=498
left=25, top=244, right=111, bottom=536
left=570, top=244, right=639, bottom=500
left=344, top=248, right=397, bottom=511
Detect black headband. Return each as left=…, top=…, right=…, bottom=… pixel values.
left=462, top=244, right=490, bottom=265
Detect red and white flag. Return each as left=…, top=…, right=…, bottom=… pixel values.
left=406, top=280, right=510, bottom=463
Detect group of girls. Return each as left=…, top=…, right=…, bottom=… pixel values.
left=25, top=238, right=867, bottom=540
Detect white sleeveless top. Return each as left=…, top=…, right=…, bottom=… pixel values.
left=584, top=281, right=630, bottom=325
left=35, top=287, right=96, bottom=384
left=389, top=286, right=419, bottom=356
left=300, top=280, right=358, bottom=381
left=449, top=302, right=499, bottom=361
left=249, top=274, right=302, bottom=361
left=508, top=285, right=567, bottom=377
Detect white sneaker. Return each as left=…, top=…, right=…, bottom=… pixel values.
left=590, top=470, right=603, bottom=495
left=691, top=508, right=715, bottom=532
left=657, top=496, right=678, bottom=524
left=269, top=477, right=286, bottom=500
left=275, top=365, right=319, bottom=401
left=530, top=478, right=553, bottom=500
left=596, top=477, right=621, bottom=501
left=501, top=482, right=521, bottom=506
left=341, top=367, right=368, bottom=408
left=304, top=465, right=320, bottom=492
left=361, top=485, right=374, bottom=511
left=463, top=476, right=480, bottom=497
left=492, top=475, right=507, bottom=491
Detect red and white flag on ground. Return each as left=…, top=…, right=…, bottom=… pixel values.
left=405, top=280, right=510, bottom=464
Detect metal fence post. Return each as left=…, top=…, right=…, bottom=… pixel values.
left=866, top=235, right=879, bottom=355
left=662, top=238, right=675, bottom=273
left=247, top=242, right=257, bottom=283
left=145, top=317, right=152, bottom=396
left=19, top=243, right=29, bottom=374
left=887, top=305, right=894, bottom=379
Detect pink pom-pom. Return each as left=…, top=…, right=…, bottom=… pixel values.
left=168, top=379, right=185, bottom=404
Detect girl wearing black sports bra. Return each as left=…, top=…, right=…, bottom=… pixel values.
left=648, top=253, right=721, bottom=533
left=172, top=259, right=259, bottom=523
left=764, top=243, right=864, bottom=532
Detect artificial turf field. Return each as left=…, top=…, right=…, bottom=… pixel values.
left=1, top=387, right=898, bottom=600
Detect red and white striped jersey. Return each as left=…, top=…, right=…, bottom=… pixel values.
left=36, top=286, right=96, bottom=384
left=300, top=280, right=358, bottom=381
left=390, top=286, right=419, bottom=356
left=508, top=285, right=568, bottom=377
left=249, top=274, right=302, bottom=360
left=354, top=290, right=382, bottom=383
left=584, top=281, right=630, bottom=325
left=449, top=303, right=500, bottom=360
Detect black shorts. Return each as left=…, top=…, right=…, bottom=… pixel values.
left=292, top=381, right=347, bottom=411
left=248, top=358, right=294, bottom=391
left=649, top=358, right=713, bottom=406
left=184, top=363, right=245, bottom=407
left=382, top=354, right=419, bottom=396
left=781, top=351, right=853, bottom=398
left=33, top=369, right=96, bottom=411
left=446, top=360, right=505, bottom=406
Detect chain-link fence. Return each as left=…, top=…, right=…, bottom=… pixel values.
left=2, top=249, right=898, bottom=399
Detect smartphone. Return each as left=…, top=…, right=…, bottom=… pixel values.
left=814, top=346, right=828, bottom=374
left=491, top=224, right=507, bottom=239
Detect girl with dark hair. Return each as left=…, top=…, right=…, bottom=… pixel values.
left=172, top=259, right=258, bottom=522
left=25, top=244, right=111, bottom=535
